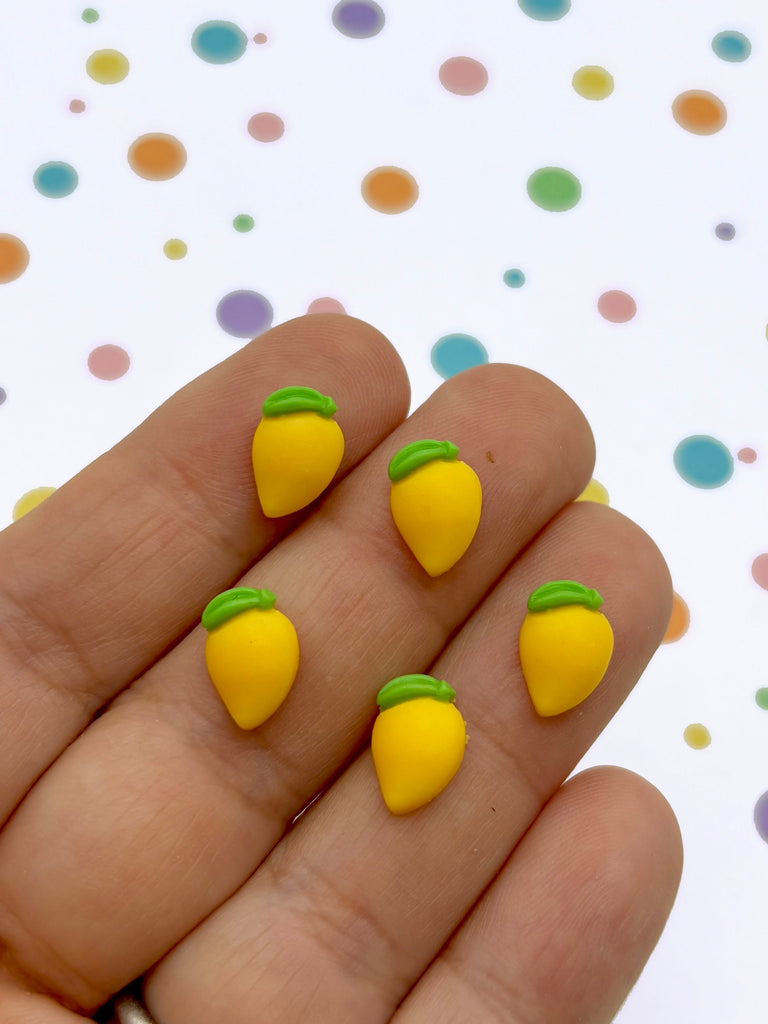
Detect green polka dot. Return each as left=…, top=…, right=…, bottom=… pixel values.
left=756, top=688, right=768, bottom=710
left=527, top=166, right=581, bottom=212
left=82, top=8, right=99, bottom=22
left=233, top=214, right=255, bottom=232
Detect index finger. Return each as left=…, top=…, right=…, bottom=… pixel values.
left=0, top=314, right=409, bottom=822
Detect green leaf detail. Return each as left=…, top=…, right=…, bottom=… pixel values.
left=387, top=440, right=459, bottom=482
left=262, top=386, right=337, bottom=418
left=527, top=580, right=603, bottom=613
left=377, top=674, right=456, bottom=711
left=202, top=587, right=277, bottom=630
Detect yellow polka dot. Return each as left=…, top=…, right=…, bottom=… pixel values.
left=13, top=486, right=56, bottom=521
left=86, top=49, right=130, bottom=85
left=572, top=66, right=614, bottom=100
left=163, top=239, right=188, bottom=260
left=683, top=723, right=711, bottom=749
left=575, top=478, right=609, bottom=505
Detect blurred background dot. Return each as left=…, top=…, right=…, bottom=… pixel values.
left=163, top=239, right=187, bottom=260
left=674, top=435, right=733, bottom=488
left=598, top=289, right=636, bottom=323
left=439, top=57, right=488, bottom=95
left=81, top=8, right=99, bottom=23
left=715, top=222, right=735, bottom=240
left=247, top=112, right=284, bottom=142
left=69, top=99, right=86, bottom=113
left=33, top=162, right=78, bottom=198
left=13, top=487, right=57, bottom=521
left=253, top=33, right=268, bottom=44
left=518, top=0, right=571, bottom=21
left=572, top=65, right=614, bottom=99
left=233, top=214, right=255, bottom=232
left=503, top=268, right=526, bottom=288
left=216, top=290, right=273, bottom=338
left=684, top=724, right=711, bottom=749
left=663, top=593, right=690, bottom=643
left=88, top=344, right=131, bottom=380
left=672, top=90, right=727, bottom=135
left=86, top=49, right=130, bottom=84
left=527, top=166, right=581, bottom=211
left=755, top=688, right=768, bottom=710
left=753, top=791, right=768, bottom=844
left=431, top=333, right=488, bottom=378
left=128, top=134, right=187, bottom=180
left=307, top=297, right=346, bottom=314
left=737, top=447, right=756, bottom=463
left=0, top=234, right=30, bottom=283
left=332, top=1, right=385, bottom=38
left=191, top=21, right=247, bottom=64
left=0, top=387, right=6, bottom=405
left=576, top=478, right=609, bottom=505
left=361, top=166, right=418, bottom=213
left=712, top=30, right=751, bottom=62
left=751, top=553, right=768, bottom=591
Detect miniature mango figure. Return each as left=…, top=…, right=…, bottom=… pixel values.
left=252, top=386, right=344, bottom=517
left=518, top=580, right=614, bottom=717
left=389, top=440, right=482, bottom=576
left=202, top=587, right=299, bottom=729
left=371, top=674, right=468, bottom=815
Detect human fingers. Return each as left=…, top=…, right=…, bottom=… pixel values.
left=0, top=364, right=594, bottom=1012
left=392, top=767, right=682, bottom=1024
left=0, top=314, right=409, bottom=824
left=142, top=503, right=672, bottom=1023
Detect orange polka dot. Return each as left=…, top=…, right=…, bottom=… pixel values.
left=128, top=133, right=187, bottom=181
left=663, top=592, right=690, bottom=643
left=361, top=166, right=419, bottom=214
left=0, top=234, right=29, bottom=283
left=672, top=90, right=727, bottom=135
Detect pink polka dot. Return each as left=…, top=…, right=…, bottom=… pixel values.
left=738, top=447, right=757, bottom=463
left=439, top=57, right=488, bottom=96
left=253, top=33, right=268, bottom=44
left=752, top=553, right=768, bottom=590
left=88, top=344, right=130, bottom=380
left=598, top=289, right=637, bottom=323
left=69, top=99, right=86, bottom=113
left=307, top=297, right=346, bottom=315
left=247, top=112, right=284, bottom=142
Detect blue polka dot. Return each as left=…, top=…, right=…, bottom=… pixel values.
left=674, top=435, right=733, bottom=488
left=431, top=334, right=488, bottom=379
left=191, top=21, right=248, bottom=64
left=518, top=0, right=571, bottom=21
left=503, top=268, right=526, bottom=288
left=712, top=31, right=751, bottom=63
left=33, top=162, right=78, bottom=198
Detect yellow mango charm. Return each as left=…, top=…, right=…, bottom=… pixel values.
left=371, top=674, right=468, bottom=815
left=389, top=440, right=482, bottom=576
left=519, top=581, right=614, bottom=717
left=252, top=386, right=344, bottom=517
left=202, top=587, right=299, bottom=729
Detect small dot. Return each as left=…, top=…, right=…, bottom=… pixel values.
left=439, top=57, right=489, bottom=96
left=253, top=33, right=268, bottom=45
left=518, top=0, right=571, bottom=21
left=13, top=487, right=57, bottom=521
left=431, top=333, right=488, bottom=379
left=163, top=239, right=187, bottom=260
left=754, top=791, right=768, bottom=844
left=684, top=724, right=711, bottom=749
left=88, top=344, right=131, bottom=380
left=361, top=166, right=419, bottom=214
left=33, top=162, right=78, bottom=198
left=527, top=166, right=581, bottom=212
left=307, top=297, right=346, bottom=314
left=715, top=222, right=735, bottom=240
left=712, top=30, right=751, bottom=63
left=598, top=289, right=637, bottom=323
left=332, top=1, right=385, bottom=39
left=81, top=8, right=99, bottom=23
left=738, top=447, right=757, bottom=463
left=216, top=290, right=273, bottom=338
left=69, top=99, right=86, bottom=113
left=663, top=593, right=690, bottom=643
left=572, top=65, right=614, bottom=100
left=751, top=553, right=768, bottom=591
left=247, top=112, right=284, bottom=142
left=233, top=214, right=255, bottom=232
left=755, top=688, right=768, bottom=710
left=191, top=21, right=248, bottom=64
left=0, top=234, right=30, bottom=283
left=0, top=387, right=6, bottom=405
left=86, top=49, right=130, bottom=84
left=503, top=268, right=526, bottom=288
left=128, top=134, right=187, bottom=181
left=674, top=435, right=733, bottom=488
left=575, top=478, right=610, bottom=505
left=672, top=90, right=727, bottom=135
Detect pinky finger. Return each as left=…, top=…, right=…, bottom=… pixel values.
left=392, top=766, right=683, bottom=1024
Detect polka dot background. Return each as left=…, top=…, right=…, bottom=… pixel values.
left=2, top=3, right=766, bottom=1020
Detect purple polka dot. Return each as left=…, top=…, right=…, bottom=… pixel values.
left=715, top=222, right=735, bottom=241
left=332, top=1, right=385, bottom=38
left=754, top=791, right=768, bottom=843
left=216, top=290, right=273, bottom=338
left=0, top=387, right=6, bottom=405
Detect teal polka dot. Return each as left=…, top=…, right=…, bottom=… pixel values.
left=518, top=0, right=571, bottom=21
left=33, top=162, right=78, bottom=198
left=191, top=21, right=248, bottom=64
left=431, top=334, right=488, bottom=379
left=673, top=435, right=733, bottom=488
left=503, top=269, right=526, bottom=288
left=712, top=31, right=751, bottom=63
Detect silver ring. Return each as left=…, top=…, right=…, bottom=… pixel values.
left=113, top=992, right=158, bottom=1024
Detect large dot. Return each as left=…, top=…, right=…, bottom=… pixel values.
left=598, top=289, right=637, bottom=323
left=308, top=297, right=346, bottom=314
left=712, top=30, right=751, bottom=62
left=0, top=234, right=30, bottom=283
left=672, top=90, right=727, bottom=135
left=576, top=478, right=610, bottom=505
left=86, top=49, right=129, bottom=84
left=572, top=65, right=614, bottom=100
left=13, top=487, right=56, bottom=521
left=33, top=162, right=78, bottom=198
left=163, top=239, right=187, bottom=260
left=216, top=290, right=273, bottom=338
left=663, top=593, right=690, bottom=643
left=673, top=435, right=733, bottom=488
left=683, top=724, right=711, bottom=749
left=128, top=134, right=187, bottom=180
left=439, top=57, right=488, bottom=96
left=751, top=554, right=768, bottom=591
left=233, top=214, right=254, bottom=232
left=715, top=221, right=735, bottom=240
left=361, top=166, right=419, bottom=214
left=88, top=344, right=130, bottom=380
left=527, top=166, right=581, bottom=211
left=332, top=1, right=385, bottom=38
left=518, top=0, right=571, bottom=20
left=754, top=792, right=768, bottom=844
left=503, top=268, right=526, bottom=288
left=247, top=113, right=284, bottom=142
left=191, top=21, right=247, bottom=64
left=431, top=334, right=488, bottom=379
left=81, top=8, right=99, bottom=23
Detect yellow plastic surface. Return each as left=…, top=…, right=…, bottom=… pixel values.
left=390, top=459, right=482, bottom=576
left=204, top=606, right=299, bottom=729
left=371, top=697, right=467, bottom=815
left=252, top=410, right=344, bottom=517
left=518, top=603, right=614, bottom=717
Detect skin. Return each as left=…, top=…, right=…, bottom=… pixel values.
left=0, top=314, right=682, bottom=1023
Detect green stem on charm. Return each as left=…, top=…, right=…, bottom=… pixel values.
left=202, top=587, right=277, bottom=630
left=262, top=386, right=337, bottom=418
left=377, top=674, right=456, bottom=711
left=388, top=440, right=459, bottom=482
left=527, top=580, right=603, bottom=613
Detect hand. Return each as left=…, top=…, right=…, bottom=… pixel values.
left=0, top=315, right=681, bottom=1023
